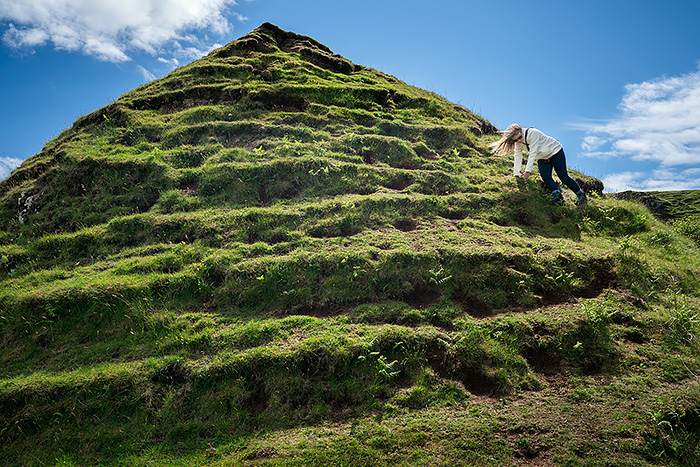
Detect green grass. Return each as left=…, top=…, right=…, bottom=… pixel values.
left=2, top=22, right=700, bottom=466
left=653, top=190, right=700, bottom=219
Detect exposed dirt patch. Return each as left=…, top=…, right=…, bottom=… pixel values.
left=393, top=219, right=417, bottom=232
left=129, top=86, right=246, bottom=112
left=384, top=174, right=413, bottom=191
left=458, top=367, right=505, bottom=396
left=438, top=210, right=467, bottom=220
left=428, top=358, right=504, bottom=397
left=426, top=343, right=505, bottom=397
left=403, top=286, right=440, bottom=310
left=247, top=383, right=270, bottom=416
left=524, top=346, right=563, bottom=376
left=458, top=297, right=494, bottom=318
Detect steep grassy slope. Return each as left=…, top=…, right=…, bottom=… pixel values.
left=1, top=23, right=700, bottom=466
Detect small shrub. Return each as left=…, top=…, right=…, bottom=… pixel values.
left=559, top=300, right=618, bottom=372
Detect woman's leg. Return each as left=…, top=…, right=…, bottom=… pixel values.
left=550, top=149, right=582, bottom=193
left=537, top=159, right=559, bottom=192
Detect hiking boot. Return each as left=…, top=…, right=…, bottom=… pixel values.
left=551, top=190, right=564, bottom=205
left=575, top=190, right=588, bottom=206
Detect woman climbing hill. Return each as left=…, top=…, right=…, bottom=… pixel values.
left=491, top=124, right=587, bottom=205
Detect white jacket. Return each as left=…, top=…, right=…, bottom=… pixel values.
left=513, top=127, right=562, bottom=175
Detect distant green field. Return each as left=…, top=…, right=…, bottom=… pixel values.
left=653, top=189, right=700, bottom=219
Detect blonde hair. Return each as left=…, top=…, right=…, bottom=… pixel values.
left=490, top=124, right=524, bottom=156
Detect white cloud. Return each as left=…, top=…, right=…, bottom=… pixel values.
left=603, top=167, right=700, bottom=193
left=580, top=135, right=607, bottom=154
left=602, top=171, right=644, bottom=193
left=0, top=156, right=23, bottom=181
left=578, top=66, right=700, bottom=166
left=0, top=0, right=245, bottom=62
left=575, top=64, right=700, bottom=191
left=137, top=65, right=157, bottom=83
left=158, top=57, right=180, bottom=67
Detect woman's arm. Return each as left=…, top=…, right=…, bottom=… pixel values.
left=513, top=142, right=524, bottom=176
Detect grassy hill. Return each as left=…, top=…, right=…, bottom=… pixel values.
left=649, top=190, right=700, bottom=220
left=613, top=190, right=700, bottom=221
left=1, top=23, right=700, bottom=466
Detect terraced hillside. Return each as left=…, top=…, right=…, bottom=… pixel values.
left=1, top=23, right=700, bottom=466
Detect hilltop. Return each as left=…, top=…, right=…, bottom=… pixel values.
left=1, top=23, right=700, bottom=466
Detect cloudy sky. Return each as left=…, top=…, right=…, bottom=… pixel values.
left=2, top=0, right=700, bottom=192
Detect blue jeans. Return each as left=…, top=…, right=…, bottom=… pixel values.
left=537, top=149, right=582, bottom=193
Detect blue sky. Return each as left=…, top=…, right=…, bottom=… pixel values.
left=2, top=0, right=700, bottom=192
